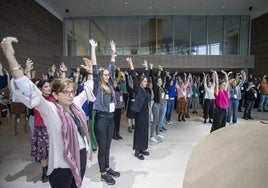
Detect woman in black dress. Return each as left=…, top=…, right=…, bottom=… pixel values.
left=127, top=57, right=150, bottom=160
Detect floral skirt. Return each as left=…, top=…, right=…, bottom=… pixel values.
left=31, top=126, right=49, bottom=162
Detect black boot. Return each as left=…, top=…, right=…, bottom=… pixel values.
left=116, top=132, right=123, bottom=139
left=42, top=166, right=49, bottom=183
left=178, top=114, right=182, bottom=121
left=182, top=115, right=186, bottom=121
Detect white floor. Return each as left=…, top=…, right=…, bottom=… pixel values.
left=0, top=109, right=266, bottom=188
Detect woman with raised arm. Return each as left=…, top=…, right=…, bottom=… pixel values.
left=1, top=37, right=95, bottom=188
left=90, top=39, right=120, bottom=185
left=127, top=57, right=150, bottom=160
left=202, top=72, right=215, bottom=124
left=210, top=70, right=230, bottom=133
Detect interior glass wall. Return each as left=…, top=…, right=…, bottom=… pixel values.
left=174, top=16, right=190, bottom=55
left=191, top=16, right=207, bottom=55
left=124, top=17, right=139, bottom=55
left=223, top=16, right=240, bottom=55
left=240, top=16, right=250, bottom=55
left=64, top=15, right=250, bottom=56
left=74, top=19, right=89, bottom=55
left=160, top=16, right=173, bottom=54
left=90, top=17, right=106, bottom=55
left=207, top=16, right=223, bottom=55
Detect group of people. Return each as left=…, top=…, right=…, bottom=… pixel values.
left=1, top=36, right=268, bottom=188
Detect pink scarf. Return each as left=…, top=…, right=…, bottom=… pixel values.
left=55, top=102, right=92, bottom=188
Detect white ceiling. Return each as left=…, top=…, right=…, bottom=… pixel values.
left=36, top=0, right=268, bottom=20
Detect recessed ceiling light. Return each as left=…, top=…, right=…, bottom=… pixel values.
left=125, top=1, right=128, bottom=5
left=149, top=6, right=152, bottom=9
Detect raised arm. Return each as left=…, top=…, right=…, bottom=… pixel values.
left=108, top=40, right=116, bottom=84
left=1, top=37, right=24, bottom=79
left=213, top=70, right=219, bottom=95
left=127, top=57, right=139, bottom=93
left=24, top=58, right=34, bottom=79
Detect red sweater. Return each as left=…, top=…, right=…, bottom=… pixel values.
left=34, top=95, right=56, bottom=126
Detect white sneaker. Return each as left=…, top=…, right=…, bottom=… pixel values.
left=150, top=137, right=158, bottom=143
left=169, top=120, right=174, bottom=124
left=167, top=121, right=171, bottom=125
left=157, top=134, right=164, bottom=139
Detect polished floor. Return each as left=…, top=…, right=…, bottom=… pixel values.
left=0, top=109, right=267, bottom=188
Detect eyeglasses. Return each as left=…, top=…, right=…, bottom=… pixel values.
left=61, top=90, right=77, bottom=96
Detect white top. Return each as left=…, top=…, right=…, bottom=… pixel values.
left=204, top=82, right=215, bottom=100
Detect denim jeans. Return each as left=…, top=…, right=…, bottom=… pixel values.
left=151, top=102, right=167, bottom=137
left=258, top=94, right=268, bottom=111
left=165, top=99, right=175, bottom=122
left=158, top=102, right=167, bottom=131
left=227, top=98, right=239, bottom=124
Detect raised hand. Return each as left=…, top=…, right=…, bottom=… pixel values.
left=89, top=39, right=97, bottom=48
left=25, top=58, right=34, bottom=71
left=1, top=37, right=18, bottom=57
left=81, top=58, right=93, bottom=72
left=60, top=62, right=67, bottom=72
left=110, top=40, right=116, bottom=53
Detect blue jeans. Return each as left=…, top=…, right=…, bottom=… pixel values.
left=227, top=98, right=239, bottom=124
left=258, top=94, right=268, bottom=111
left=152, top=102, right=167, bottom=137
left=158, top=102, right=167, bottom=131
left=165, top=99, right=175, bottom=122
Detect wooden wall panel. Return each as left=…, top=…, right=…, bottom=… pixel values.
left=250, top=13, right=268, bottom=77
left=0, top=0, right=63, bottom=78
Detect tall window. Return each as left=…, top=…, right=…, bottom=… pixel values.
left=160, top=16, right=173, bottom=54
left=74, top=19, right=89, bottom=55
left=208, top=16, right=223, bottom=55
left=240, top=16, right=250, bottom=55
left=174, top=16, right=190, bottom=55
left=191, top=16, right=207, bottom=55
left=124, top=17, right=139, bottom=55
left=107, top=17, right=123, bottom=54
left=138, top=17, right=153, bottom=55
left=91, top=17, right=106, bottom=55
left=223, top=16, right=240, bottom=55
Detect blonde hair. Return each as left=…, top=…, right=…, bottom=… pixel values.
left=229, top=78, right=236, bottom=86
left=100, top=70, right=111, bottom=94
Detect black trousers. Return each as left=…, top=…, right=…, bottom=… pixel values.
left=49, top=148, right=87, bottom=188
left=203, top=98, right=215, bottom=120
left=94, top=111, right=114, bottom=173
left=210, top=107, right=227, bottom=133
left=243, top=100, right=255, bottom=118
left=114, top=108, right=122, bottom=134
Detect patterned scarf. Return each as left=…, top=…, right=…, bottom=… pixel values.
left=55, top=102, right=92, bottom=188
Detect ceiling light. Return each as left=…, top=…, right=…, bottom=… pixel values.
left=149, top=6, right=152, bottom=9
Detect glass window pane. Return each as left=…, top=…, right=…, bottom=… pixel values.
left=124, top=17, right=139, bottom=55
left=174, top=16, right=190, bottom=55
left=191, top=16, right=207, bottom=55
left=240, top=16, right=250, bottom=55
left=74, top=19, right=89, bottom=55
left=160, top=16, right=173, bottom=54
left=140, top=16, right=155, bottom=55
left=224, top=16, right=240, bottom=55
left=91, top=17, right=106, bottom=55
left=107, top=17, right=123, bottom=55
left=208, top=16, right=223, bottom=55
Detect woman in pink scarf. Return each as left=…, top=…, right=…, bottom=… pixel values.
left=1, top=37, right=96, bottom=188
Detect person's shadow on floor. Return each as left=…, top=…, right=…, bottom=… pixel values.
left=5, top=161, right=41, bottom=183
